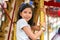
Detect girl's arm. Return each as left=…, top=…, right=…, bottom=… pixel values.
left=22, top=26, right=45, bottom=40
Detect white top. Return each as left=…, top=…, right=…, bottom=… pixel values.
left=16, top=19, right=30, bottom=40
left=52, top=34, right=60, bottom=40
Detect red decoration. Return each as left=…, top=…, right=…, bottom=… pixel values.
left=45, top=0, right=60, bottom=17
left=49, top=10, right=54, bottom=17
left=58, top=10, right=60, bottom=17
left=44, top=1, right=60, bottom=7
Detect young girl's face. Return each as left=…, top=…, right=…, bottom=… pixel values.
left=20, top=8, right=32, bottom=22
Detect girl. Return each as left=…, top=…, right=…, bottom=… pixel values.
left=16, top=3, right=46, bottom=40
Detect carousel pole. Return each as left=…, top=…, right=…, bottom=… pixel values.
left=13, top=23, right=16, bottom=40
left=13, top=0, right=16, bottom=40
left=7, top=0, right=16, bottom=40
left=39, top=0, right=45, bottom=40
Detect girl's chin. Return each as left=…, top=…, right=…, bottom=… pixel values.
left=26, top=20, right=29, bottom=22
left=26, top=19, right=30, bottom=22
left=25, top=18, right=31, bottom=21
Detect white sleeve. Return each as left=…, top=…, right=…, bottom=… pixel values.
left=17, top=19, right=28, bottom=29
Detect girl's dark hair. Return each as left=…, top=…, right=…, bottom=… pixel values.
left=17, top=3, right=35, bottom=26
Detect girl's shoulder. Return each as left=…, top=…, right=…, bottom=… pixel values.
left=17, top=19, right=25, bottom=22
left=17, top=18, right=27, bottom=24
left=16, top=19, right=30, bottom=29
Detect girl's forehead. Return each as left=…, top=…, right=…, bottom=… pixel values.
left=22, top=8, right=32, bottom=11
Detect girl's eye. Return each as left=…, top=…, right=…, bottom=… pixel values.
left=29, top=12, right=32, bottom=14
left=24, top=11, right=27, bottom=13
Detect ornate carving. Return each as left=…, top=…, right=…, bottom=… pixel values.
left=0, top=0, right=13, bottom=40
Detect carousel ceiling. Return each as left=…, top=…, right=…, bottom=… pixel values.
left=44, top=0, right=60, bottom=17
left=44, top=0, right=60, bottom=7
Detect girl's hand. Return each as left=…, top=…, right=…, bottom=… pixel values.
left=41, top=22, right=46, bottom=31
left=31, top=25, right=40, bottom=31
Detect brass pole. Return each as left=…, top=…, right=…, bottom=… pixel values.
left=39, top=0, right=45, bottom=40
